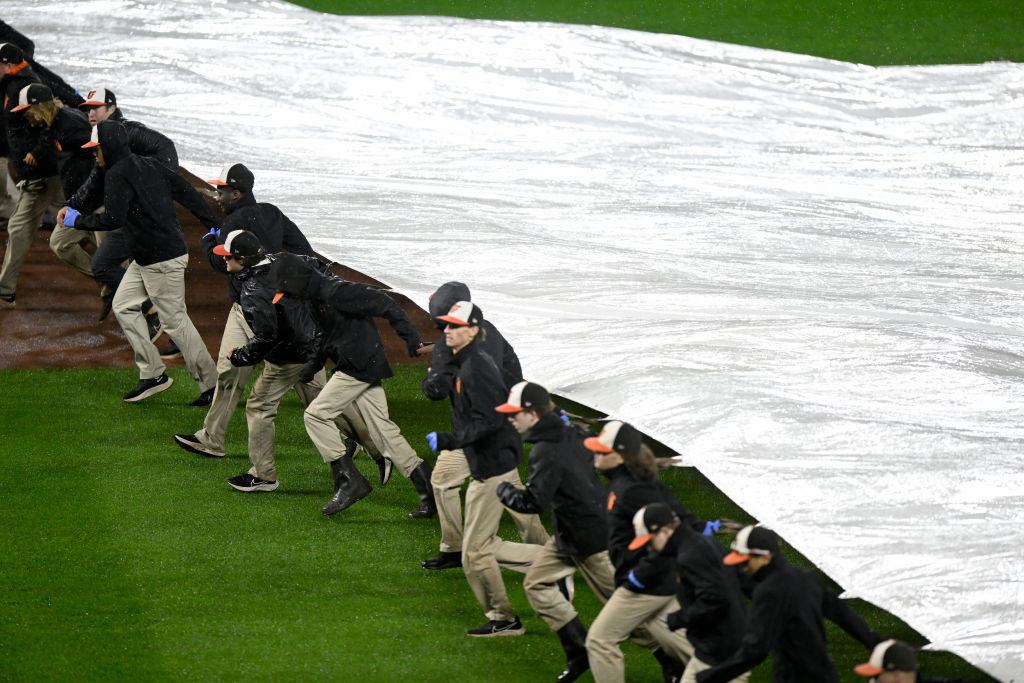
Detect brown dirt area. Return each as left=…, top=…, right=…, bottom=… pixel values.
left=0, top=169, right=438, bottom=370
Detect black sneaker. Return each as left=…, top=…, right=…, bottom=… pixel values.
left=159, top=342, right=181, bottom=360
left=123, top=373, right=173, bottom=402
left=421, top=551, right=462, bottom=570
left=146, top=311, right=163, bottom=343
left=227, top=473, right=279, bottom=492
left=466, top=617, right=524, bottom=637
left=377, top=456, right=393, bottom=486
left=557, top=575, right=575, bottom=602
left=190, top=388, right=214, bottom=407
left=97, top=293, right=114, bottom=322
left=174, top=433, right=224, bottom=458
left=0, top=293, right=15, bottom=309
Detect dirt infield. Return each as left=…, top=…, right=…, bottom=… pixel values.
left=0, top=170, right=438, bottom=370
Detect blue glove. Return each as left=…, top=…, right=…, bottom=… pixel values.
left=205, top=226, right=220, bottom=239
left=63, top=208, right=81, bottom=227
left=559, top=409, right=570, bottom=424
left=426, top=432, right=438, bottom=452
left=703, top=519, right=722, bottom=536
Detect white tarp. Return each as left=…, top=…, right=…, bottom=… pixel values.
left=8, top=1, right=1024, bottom=679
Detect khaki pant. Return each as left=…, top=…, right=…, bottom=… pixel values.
left=304, top=370, right=421, bottom=476
left=463, top=470, right=545, bottom=622
left=0, top=175, right=62, bottom=296
left=0, top=157, right=19, bottom=217
left=49, top=222, right=98, bottom=280
left=680, top=657, right=749, bottom=683
left=194, top=303, right=256, bottom=455
left=114, top=254, right=216, bottom=390
left=524, top=538, right=616, bottom=631
left=432, top=448, right=549, bottom=553
left=586, top=587, right=694, bottom=683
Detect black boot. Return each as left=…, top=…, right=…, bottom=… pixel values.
left=406, top=461, right=437, bottom=519
left=651, top=647, right=684, bottom=683
left=555, top=617, right=589, bottom=683
left=322, top=456, right=371, bottom=516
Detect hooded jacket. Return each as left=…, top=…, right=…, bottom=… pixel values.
left=76, top=119, right=219, bottom=266
left=67, top=109, right=179, bottom=214
left=602, top=464, right=707, bottom=595
left=201, top=192, right=314, bottom=304
left=270, top=254, right=421, bottom=383
left=696, top=554, right=882, bottom=683
left=498, top=412, right=608, bottom=556
left=228, top=253, right=320, bottom=367
left=432, top=339, right=522, bottom=480
left=659, top=526, right=747, bottom=666
left=28, top=105, right=92, bottom=197
left=421, top=281, right=522, bottom=400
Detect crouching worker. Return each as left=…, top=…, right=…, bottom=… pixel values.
left=496, top=381, right=616, bottom=682
left=269, top=252, right=433, bottom=516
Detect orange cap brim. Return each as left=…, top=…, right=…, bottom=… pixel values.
left=494, top=403, right=523, bottom=413
left=722, top=551, right=751, bottom=565
left=11, top=103, right=30, bottom=112
left=208, top=179, right=229, bottom=186
left=853, top=664, right=884, bottom=677
left=583, top=436, right=613, bottom=453
left=82, top=141, right=100, bottom=149
left=436, top=314, right=469, bottom=325
left=272, top=292, right=284, bottom=304
left=628, top=534, right=653, bottom=551
left=212, top=245, right=231, bottom=256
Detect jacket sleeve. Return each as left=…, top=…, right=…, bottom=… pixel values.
left=230, top=290, right=279, bottom=366
left=76, top=168, right=131, bottom=233
left=280, top=217, right=315, bottom=256
left=421, top=341, right=457, bottom=401
left=127, top=123, right=178, bottom=169
left=200, top=232, right=230, bottom=275
left=165, top=167, right=219, bottom=230
left=65, top=163, right=105, bottom=214
left=501, top=335, right=523, bottom=385
left=662, top=484, right=708, bottom=533
left=498, top=442, right=559, bottom=514
left=696, top=589, right=778, bottom=683
left=315, top=276, right=421, bottom=349
left=673, top=543, right=730, bottom=630
left=822, top=589, right=882, bottom=649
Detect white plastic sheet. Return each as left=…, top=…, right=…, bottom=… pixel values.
left=9, top=1, right=1024, bottom=679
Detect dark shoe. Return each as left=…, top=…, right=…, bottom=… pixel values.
left=556, top=617, right=590, bottom=683
left=406, top=461, right=437, bottom=519
left=190, top=388, right=214, bottom=407
left=159, top=342, right=181, bottom=360
left=557, top=575, right=575, bottom=602
left=466, top=617, right=524, bottom=637
left=174, top=433, right=224, bottom=458
left=322, top=456, right=371, bottom=515
left=123, top=373, right=173, bottom=402
left=0, top=293, right=15, bottom=309
left=652, top=648, right=684, bottom=683
left=97, top=293, right=114, bottom=322
left=142, top=298, right=157, bottom=316
left=227, top=473, right=279, bottom=492
left=376, top=456, right=393, bottom=486
left=421, top=551, right=462, bottom=570
left=146, top=311, right=163, bottom=343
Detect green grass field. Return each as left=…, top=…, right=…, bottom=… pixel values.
left=293, top=0, right=1023, bottom=66
left=0, top=367, right=997, bottom=681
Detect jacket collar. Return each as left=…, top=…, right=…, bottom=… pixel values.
left=451, top=338, right=480, bottom=368
left=524, top=411, right=565, bottom=444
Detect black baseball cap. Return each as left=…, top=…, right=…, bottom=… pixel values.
left=208, top=163, right=255, bottom=194
left=213, top=230, right=263, bottom=259
left=11, top=83, right=52, bottom=112
left=0, top=43, right=24, bottom=65
left=723, top=525, right=779, bottom=565
left=584, top=420, right=642, bottom=456
left=855, top=640, right=919, bottom=676
left=495, top=381, right=552, bottom=413
left=628, top=503, right=679, bottom=550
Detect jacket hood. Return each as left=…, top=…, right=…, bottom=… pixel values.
left=524, top=411, right=566, bottom=444
left=269, top=252, right=317, bottom=298
left=429, top=281, right=471, bottom=319
left=95, top=119, right=131, bottom=166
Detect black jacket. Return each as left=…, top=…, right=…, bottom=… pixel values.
left=67, top=111, right=179, bottom=214
left=603, top=464, right=707, bottom=595
left=696, top=554, right=882, bottom=683
left=202, top=193, right=314, bottom=303
left=498, top=413, right=608, bottom=556
left=433, top=340, right=522, bottom=480
left=76, top=120, right=219, bottom=266
left=660, top=528, right=747, bottom=665
left=28, top=106, right=92, bottom=197
left=1, top=61, right=56, bottom=179
left=421, top=281, right=522, bottom=400
left=228, top=254, right=320, bottom=367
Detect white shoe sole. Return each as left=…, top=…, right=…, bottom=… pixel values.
left=228, top=480, right=279, bottom=492
left=174, top=434, right=224, bottom=458
left=124, top=376, right=173, bottom=403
